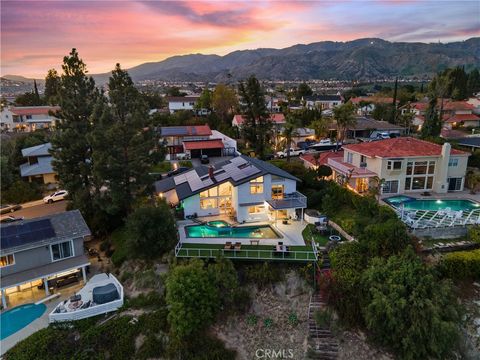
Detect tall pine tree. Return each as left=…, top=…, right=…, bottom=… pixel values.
left=238, top=76, right=272, bottom=159
left=51, top=49, right=98, bottom=224
left=90, top=64, right=154, bottom=218
left=421, top=97, right=441, bottom=138
left=44, top=69, right=61, bottom=105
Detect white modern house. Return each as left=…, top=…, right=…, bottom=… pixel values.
left=154, top=155, right=307, bottom=223
left=324, top=137, right=470, bottom=194
left=0, top=106, right=59, bottom=131
left=166, top=96, right=210, bottom=115
left=303, top=95, right=343, bottom=110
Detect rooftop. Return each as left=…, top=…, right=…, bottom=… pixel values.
left=350, top=96, right=398, bottom=104
left=304, top=94, right=342, bottom=102
left=166, top=96, right=200, bottom=102
left=160, top=124, right=212, bottom=137
left=21, top=142, right=52, bottom=157
left=0, top=210, right=91, bottom=255
left=445, top=113, right=480, bottom=123
left=183, top=139, right=224, bottom=150
left=10, top=106, right=60, bottom=116
left=20, top=156, right=54, bottom=177
left=154, top=155, right=299, bottom=201
left=300, top=150, right=344, bottom=167
left=331, top=117, right=404, bottom=131
left=343, top=137, right=469, bottom=158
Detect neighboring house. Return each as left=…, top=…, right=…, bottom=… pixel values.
left=324, top=117, right=405, bottom=140
left=160, top=125, right=237, bottom=159
left=0, top=210, right=91, bottom=308
left=167, top=96, right=209, bottom=115
left=303, top=95, right=343, bottom=110
left=350, top=96, right=398, bottom=115
left=19, top=142, right=57, bottom=184
left=324, top=137, right=469, bottom=195
left=300, top=150, right=344, bottom=172
left=0, top=106, right=59, bottom=131
left=232, top=114, right=286, bottom=129
left=154, top=155, right=306, bottom=223
left=467, top=96, right=480, bottom=115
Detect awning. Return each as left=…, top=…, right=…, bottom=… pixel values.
left=1, top=255, right=90, bottom=289
left=183, top=139, right=224, bottom=150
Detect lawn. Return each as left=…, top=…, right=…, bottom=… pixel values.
left=176, top=243, right=317, bottom=261
left=302, top=224, right=330, bottom=246
left=151, top=161, right=172, bottom=173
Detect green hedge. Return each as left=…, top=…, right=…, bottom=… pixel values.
left=440, top=249, right=480, bottom=280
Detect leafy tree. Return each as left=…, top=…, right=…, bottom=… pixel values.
left=359, top=218, right=410, bottom=258
left=90, top=64, right=154, bottom=218
left=333, top=102, right=356, bottom=142
left=165, top=87, right=184, bottom=97
left=420, top=96, right=441, bottom=138
left=310, top=116, right=329, bottom=140
left=140, top=91, right=164, bottom=109
left=280, top=114, right=299, bottom=162
left=50, top=48, right=99, bottom=224
left=166, top=260, right=221, bottom=339
left=296, top=82, right=313, bottom=99
left=14, top=91, right=45, bottom=106
left=466, top=169, right=480, bottom=194
left=317, top=164, right=332, bottom=179
left=195, top=87, right=212, bottom=112
left=125, top=201, right=177, bottom=258
left=0, top=155, right=16, bottom=191
left=44, top=69, right=60, bottom=105
left=362, top=249, right=461, bottom=359
left=238, top=75, right=272, bottom=159
left=467, top=68, right=480, bottom=96
left=448, top=66, right=468, bottom=100
left=212, top=84, right=238, bottom=125
left=371, top=103, right=394, bottom=123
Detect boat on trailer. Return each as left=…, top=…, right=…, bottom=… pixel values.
left=49, top=273, right=124, bottom=323
left=308, top=139, right=342, bottom=152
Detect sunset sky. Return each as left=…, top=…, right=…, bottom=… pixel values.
left=1, top=0, right=479, bottom=78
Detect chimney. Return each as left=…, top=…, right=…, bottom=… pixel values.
left=208, top=166, right=214, bottom=179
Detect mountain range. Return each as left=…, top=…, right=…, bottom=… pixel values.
left=4, top=37, right=480, bottom=84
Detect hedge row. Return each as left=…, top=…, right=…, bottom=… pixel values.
left=440, top=249, right=480, bottom=280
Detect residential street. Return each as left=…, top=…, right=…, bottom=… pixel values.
left=3, top=200, right=67, bottom=220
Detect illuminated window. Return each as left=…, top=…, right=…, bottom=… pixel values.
left=0, top=254, right=14, bottom=268
left=250, top=176, right=264, bottom=194
left=200, top=198, right=217, bottom=209
left=248, top=205, right=265, bottom=214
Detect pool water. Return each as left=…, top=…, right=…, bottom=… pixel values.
left=186, top=224, right=281, bottom=239
left=1, top=303, right=47, bottom=339
left=385, top=196, right=479, bottom=212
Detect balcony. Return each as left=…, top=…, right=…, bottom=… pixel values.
left=327, top=158, right=377, bottom=178
left=266, top=191, right=307, bottom=210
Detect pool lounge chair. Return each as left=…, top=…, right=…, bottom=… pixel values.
left=234, top=242, right=241, bottom=251
left=224, top=242, right=233, bottom=250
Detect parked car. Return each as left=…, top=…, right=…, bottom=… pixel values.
left=0, top=204, right=21, bottom=214
left=200, top=155, right=210, bottom=164
left=43, top=190, right=68, bottom=204
left=176, top=152, right=191, bottom=160
left=275, top=148, right=304, bottom=159
left=167, top=167, right=190, bottom=177
left=0, top=215, right=24, bottom=223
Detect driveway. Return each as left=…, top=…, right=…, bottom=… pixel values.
left=3, top=201, right=68, bottom=220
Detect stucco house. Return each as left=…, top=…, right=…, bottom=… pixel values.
left=324, top=137, right=469, bottom=195
left=19, top=142, right=57, bottom=184
left=0, top=210, right=91, bottom=308
left=0, top=106, right=59, bottom=131
left=154, top=155, right=306, bottom=223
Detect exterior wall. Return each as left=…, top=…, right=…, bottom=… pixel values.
left=169, top=101, right=196, bottom=113
left=1, top=237, right=84, bottom=277
left=42, top=173, right=57, bottom=184
left=0, top=109, right=14, bottom=129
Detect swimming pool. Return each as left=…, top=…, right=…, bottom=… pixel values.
left=385, top=196, right=480, bottom=212
left=185, top=222, right=281, bottom=239
left=1, top=303, right=47, bottom=339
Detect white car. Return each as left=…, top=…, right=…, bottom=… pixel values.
left=276, top=148, right=304, bottom=158
left=43, top=190, right=68, bottom=204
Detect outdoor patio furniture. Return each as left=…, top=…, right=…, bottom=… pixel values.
left=278, top=241, right=283, bottom=246
left=234, top=242, right=242, bottom=250
left=224, top=242, right=233, bottom=250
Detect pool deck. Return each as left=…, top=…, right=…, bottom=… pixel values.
left=381, top=190, right=480, bottom=204
left=177, top=215, right=307, bottom=246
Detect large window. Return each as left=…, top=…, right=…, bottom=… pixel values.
left=346, top=152, right=353, bottom=164
left=199, top=183, right=232, bottom=210
left=51, top=241, right=74, bottom=261
left=200, top=198, right=217, bottom=209
left=0, top=254, right=15, bottom=268
left=248, top=205, right=265, bottom=214
left=387, top=160, right=402, bottom=170
left=404, top=160, right=436, bottom=191
left=448, top=158, right=458, bottom=167
left=382, top=180, right=399, bottom=194
left=250, top=176, right=264, bottom=194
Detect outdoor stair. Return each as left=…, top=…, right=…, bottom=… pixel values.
left=307, top=292, right=339, bottom=360
left=320, top=251, right=331, bottom=270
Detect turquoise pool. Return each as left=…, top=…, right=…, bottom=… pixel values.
left=186, top=222, right=281, bottom=239
left=1, top=303, right=47, bottom=339
left=385, top=196, right=479, bottom=212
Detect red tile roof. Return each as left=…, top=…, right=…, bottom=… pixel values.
left=343, top=137, right=468, bottom=157
left=233, top=113, right=285, bottom=125
left=10, top=106, right=60, bottom=116
left=183, top=139, right=224, bottom=150
left=445, top=114, right=480, bottom=123
left=411, top=100, right=474, bottom=112
left=300, top=151, right=344, bottom=166
left=350, top=96, right=397, bottom=104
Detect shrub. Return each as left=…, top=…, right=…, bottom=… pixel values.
left=178, top=160, right=193, bottom=168
left=359, top=218, right=410, bottom=258
left=288, top=313, right=299, bottom=326
left=2, top=180, right=43, bottom=204
left=440, top=249, right=480, bottom=280
left=125, top=201, right=177, bottom=259
left=244, top=263, right=284, bottom=288
left=263, top=318, right=273, bottom=328
left=246, top=314, right=258, bottom=326
left=468, top=225, right=480, bottom=244
left=125, top=291, right=165, bottom=309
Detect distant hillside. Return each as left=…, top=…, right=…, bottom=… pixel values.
left=2, top=75, right=44, bottom=84
left=99, top=37, right=480, bottom=82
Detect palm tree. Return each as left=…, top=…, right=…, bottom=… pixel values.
left=311, top=116, right=329, bottom=140
left=369, top=176, right=386, bottom=203
left=281, top=114, right=299, bottom=162
left=333, top=102, right=356, bottom=144
left=466, top=170, right=480, bottom=194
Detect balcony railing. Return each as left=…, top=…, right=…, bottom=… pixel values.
left=266, top=191, right=307, bottom=209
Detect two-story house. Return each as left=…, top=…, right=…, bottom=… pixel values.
left=303, top=95, right=343, bottom=110
left=325, top=137, right=469, bottom=195
left=19, top=142, right=57, bottom=184
left=0, top=210, right=91, bottom=308
left=167, top=96, right=210, bottom=115
left=154, top=155, right=306, bottom=223
left=0, top=106, right=59, bottom=131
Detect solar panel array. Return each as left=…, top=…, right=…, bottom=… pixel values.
left=174, top=173, right=188, bottom=185
left=161, top=127, right=189, bottom=136
left=1, top=219, right=56, bottom=250
left=230, top=157, right=248, bottom=166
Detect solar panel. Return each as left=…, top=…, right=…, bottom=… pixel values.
left=161, top=127, right=189, bottom=136
left=230, top=157, right=247, bottom=166
left=242, top=165, right=261, bottom=178
left=214, top=172, right=230, bottom=182
left=174, top=174, right=188, bottom=185
left=1, top=219, right=56, bottom=250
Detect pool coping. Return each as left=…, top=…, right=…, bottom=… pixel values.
left=183, top=222, right=283, bottom=240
